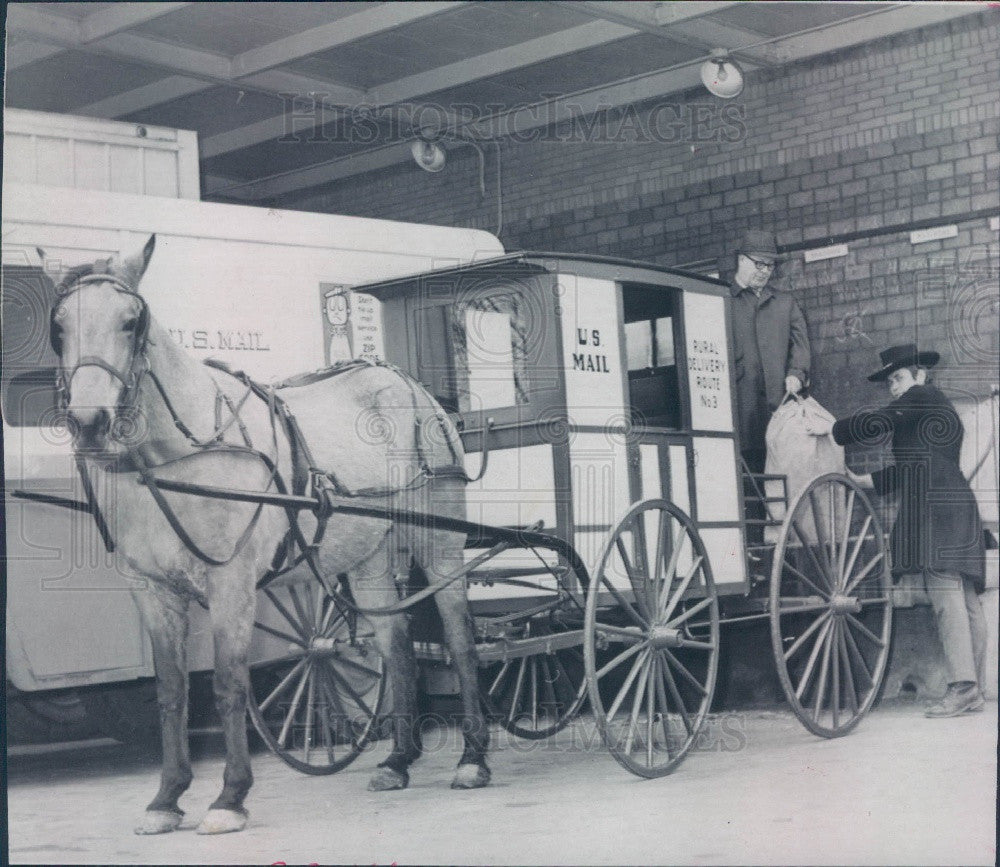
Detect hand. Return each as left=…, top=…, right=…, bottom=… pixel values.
left=803, top=416, right=833, bottom=436
left=846, top=469, right=874, bottom=490
left=785, top=375, right=802, bottom=395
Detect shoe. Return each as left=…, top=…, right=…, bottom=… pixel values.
left=925, top=683, right=984, bottom=718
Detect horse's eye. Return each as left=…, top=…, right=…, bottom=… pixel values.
left=122, top=318, right=138, bottom=333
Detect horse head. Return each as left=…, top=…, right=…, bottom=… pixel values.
left=45, top=235, right=156, bottom=453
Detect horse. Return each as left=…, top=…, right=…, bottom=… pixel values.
left=45, top=235, right=489, bottom=835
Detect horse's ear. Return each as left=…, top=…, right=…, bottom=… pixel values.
left=120, top=234, right=156, bottom=288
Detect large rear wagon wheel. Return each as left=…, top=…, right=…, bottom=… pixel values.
left=770, top=473, right=892, bottom=738
left=584, top=500, right=719, bottom=778
left=248, top=580, right=385, bottom=775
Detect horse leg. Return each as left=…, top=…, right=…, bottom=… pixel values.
left=434, top=576, right=491, bottom=789
left=351, top=538, right=422, bottom=791
left=131, top=585, right=193, bottom=835
left=197, top=579, right=255, bottom=834
left=413, top=517, right=490, bottom=790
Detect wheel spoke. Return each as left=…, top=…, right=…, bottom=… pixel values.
left=794, top=617, right=833, bottom=702
left=303, top=667, right=316, bottom=762
left=331, top=653, right=382, bottom=680
left=622, top=654, right=651, bottom=757
left=264, top=589, right=310, bottom=641
left=844, top=551, right=885, bottom=596
left=252, top=620, right=307, bottom=648
left=837, top=623, right=860, bottom=714
left=488, top=661, right=512, bottom=699
left=278, top=660, right=312, bottom=747
left=325, top=661, right=377, bottom=720
left=808, top=489, right=836, bottom=586
left=836, top=490, right=857, bottom=590
left=657, top=526, right=689, bottom=618
left=842, top=620, right=874, bottom=687
left=661, top=555, right=703, bottom=623
left=286, top=584, right=312, bottom=636
left=507, top=658, right=528, bottom=724
left=657, top=649, right=693, bottom=734
left=258, top=657, right=308, bottom=713
left=651, top=655, right=675, bottom=754
left=666, top=595, right=713, bottom=629
left=595, top=640, right=646, bottom=680
left=600, top=579, right=649, bottom=629
left=790, top=520, right=833, bottom=593
left=607, top=648, right=650, bottom=721
left=845, top=612, right=885, bottom=649
left=530, top=657, right=539, bottom=728
left=676, top=638, right=716, bottom=651
left=778, top=551, right=832, bottom=601
left=840, top=516, right=873, bottom=589
left=316, top=667, right=351, bottom=750
left=650, top=512, right=668, bottom=618
left=645, top=660, right=655, bottom=768
left=661, top=648, right=707, bottom=697
left=615, top=535, right=651, bottom=621
left=831, top=620, right=841, bottom=729
left=783, top=609, right=832, bottom=662
left=812, top=623, right=834, bottom=723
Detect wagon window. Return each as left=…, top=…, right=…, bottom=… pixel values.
left=451, top=292, right=529, bottom=412
left=622, top=283, right=681, bottom=429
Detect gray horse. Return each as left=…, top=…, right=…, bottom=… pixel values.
left=47, top=236, right=488, bottom=834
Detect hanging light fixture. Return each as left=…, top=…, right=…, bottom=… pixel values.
left=700, top=49, right=744, bottom=99
left=410, top=137, right=446, bottom=172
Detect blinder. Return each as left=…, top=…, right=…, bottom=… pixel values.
left=50, top=272, right=152, bottom=413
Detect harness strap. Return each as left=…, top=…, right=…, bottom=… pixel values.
left=73, top=455, right=116, bottom=553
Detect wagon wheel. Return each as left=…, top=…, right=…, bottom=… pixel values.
left=769, top=473, right=892, bottom=738
left=584, top=499, right=719, bottom=778
left=248, top=579, right=385, bottom=775
left=480, top=618, right=587, bottom=740
left=479, top=552, right=589, bottom=739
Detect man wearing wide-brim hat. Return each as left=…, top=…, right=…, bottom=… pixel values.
left=807, top=343, right=988, bottom=717
left=728, top=228, right=811, bottom=472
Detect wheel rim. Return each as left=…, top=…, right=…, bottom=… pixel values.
left=770, top=473, right=892, bottom=738
left=248, top=580, right=385, bottom=774
left=584, top=499, right=719, bottom=778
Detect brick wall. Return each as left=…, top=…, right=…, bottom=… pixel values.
left=279, top=13, right=999, bottom=422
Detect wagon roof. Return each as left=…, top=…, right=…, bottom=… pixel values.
left=350, top=250, right=728, bottom=296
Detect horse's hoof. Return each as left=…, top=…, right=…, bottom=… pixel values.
left=196, top=808, right=248, bottom=835
left=368, top=766, right=409, bottom=791
left=451, top=763, right=491, bottom=789
left=134, top=810, right=183, bottom=835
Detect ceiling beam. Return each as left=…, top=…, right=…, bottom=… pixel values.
left=368, top=19, right=639, bottom=107
left=203, top=2, right=981, bottom=202
left=202, top=18, right=643, bottom=159
left=564, top=0, right=776, bottom=65
left=75, top=76, right=213, bottom=119
left=79, top=3, right=193, bottom=43
left=7, top=4, right=365, bottom=111
left=5, top=38, right=63, bottom=71
left=230, top=1, right=465, bottom=78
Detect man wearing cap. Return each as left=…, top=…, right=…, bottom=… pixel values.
left=807, top=344, right=988, bottom=717
left=728, top=228, right=811, bottom=473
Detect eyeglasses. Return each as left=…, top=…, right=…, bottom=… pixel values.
left=743, top=254, right=776, bottom=271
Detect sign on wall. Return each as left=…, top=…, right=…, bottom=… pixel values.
left=320, top=284, right=385, bottom=365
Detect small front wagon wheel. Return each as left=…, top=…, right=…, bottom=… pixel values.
left=248, top=580, right=385, bottom=775
left=584, top=499, right=719, bottom=778
left=770, top=473, right=892, bottom=738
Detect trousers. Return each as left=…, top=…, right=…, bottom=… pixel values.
left=922, top=569, right=988, bottom=686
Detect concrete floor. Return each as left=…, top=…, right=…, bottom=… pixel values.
left=5, top=702, right=997, bottom=866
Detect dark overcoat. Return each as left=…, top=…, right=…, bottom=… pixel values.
left=729, top=284, right=811, bottom=453
left=831, top=383, right=986, bottom=591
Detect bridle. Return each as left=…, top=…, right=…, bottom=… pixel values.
left=50, top=272, right=151, bottom=417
